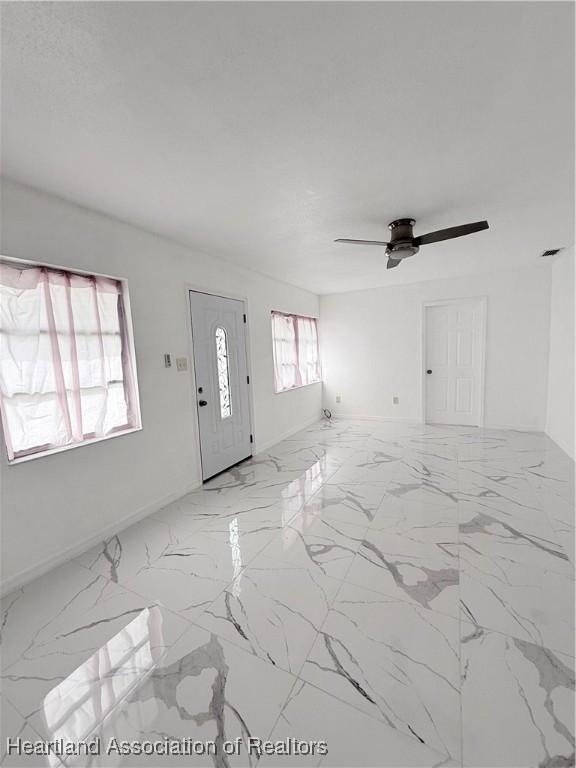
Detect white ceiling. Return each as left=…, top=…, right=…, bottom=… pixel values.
left=2, top=2, right=574, bottom=294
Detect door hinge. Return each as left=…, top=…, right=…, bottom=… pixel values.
left=250, top=434, right=253, bottom=443
left=247, top=375, right=250, bottom=384
left=243, top=313, right=247, bottom=323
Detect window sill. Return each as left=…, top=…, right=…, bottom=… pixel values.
left=5, top=425, right=143, bottom=466
left=274, top=380, right=322, bottom=395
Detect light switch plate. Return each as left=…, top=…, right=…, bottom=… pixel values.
left=176, top=357, right=188, bottom=372
left=164, top=353, right=172, bottom=368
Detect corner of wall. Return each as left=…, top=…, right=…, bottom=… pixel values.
left=545, top=247, right=575, bottom=459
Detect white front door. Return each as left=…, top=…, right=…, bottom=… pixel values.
left=190, top=291, right=252, bottom=480
left=424, top=299, right=484, bottom=426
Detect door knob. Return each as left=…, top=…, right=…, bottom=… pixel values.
left=426, top=369, right=432, bottom=374
left=198, top=400, right=208, bottom=407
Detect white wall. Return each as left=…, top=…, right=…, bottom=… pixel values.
left=320, top=267, right=552, bottom=431
left=546, top=248, right=575, bottom=458
left=0, top=180, right=321, bottom=591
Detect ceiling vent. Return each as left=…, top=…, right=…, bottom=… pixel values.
left=540, top=248, right=563, bottom=258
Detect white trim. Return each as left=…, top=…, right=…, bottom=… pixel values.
left=5, top=425, right=142, bottom=465
left=274, top=380, right=322, bottom=395
left=483, top=423, right=544, bottom=432
left=421, top=296, right=487, bottom=427
left=0, top=478, right=201, bottom=597
left=253, top=416, right=320, bottom=453
left=329, top=413, right=420, bottom=423
left=332, top=414, right=546, bottom=433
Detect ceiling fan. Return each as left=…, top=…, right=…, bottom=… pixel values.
left=335, top=218, right=489, bottom=269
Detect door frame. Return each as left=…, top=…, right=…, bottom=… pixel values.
left=420, top=296, right=487, bottom=427
left=184, top=283, right=255, bottom=483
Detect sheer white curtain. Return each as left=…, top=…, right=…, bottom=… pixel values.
left=272, top=312, right=300, bottom=391
left=271, top=311, right=320, bottom=392
left=296, top=315, right=321, bottom=385
left=0, top=262, right=140, bottom=461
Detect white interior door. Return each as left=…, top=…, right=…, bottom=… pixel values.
left=424, top=299, right=484, bottom=426
left=190, top=291, right=252, bottom=480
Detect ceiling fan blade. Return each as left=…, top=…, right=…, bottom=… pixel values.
left=414, top=220, right=489, bottom=246
left=334, top=238, right=390, bottom=246
left=387, top=257, right=401, bottom=269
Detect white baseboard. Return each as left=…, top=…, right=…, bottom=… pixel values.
left=482, top=423, right=543, bottom=433
left=254, top=416, right=322, bottom=454
left=0, top=478, right=201, bottom=597
left=329, top=413, right=550, bottom=435
left=330, top=413, right=420, bottom=423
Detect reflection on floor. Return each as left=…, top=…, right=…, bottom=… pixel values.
left=1, top=419, right=574, bottom=767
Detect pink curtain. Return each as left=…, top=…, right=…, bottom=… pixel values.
left=271, top=311, right=320, bottom=392
left=0, top=262, right=140, bottom=460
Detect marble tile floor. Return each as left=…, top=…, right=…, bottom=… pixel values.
left=1, top=419, right=574, bottom=767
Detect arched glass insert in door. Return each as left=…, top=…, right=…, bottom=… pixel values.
left=215, top=327, right=232, bottom=418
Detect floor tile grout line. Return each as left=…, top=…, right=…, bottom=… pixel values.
left=184, top=555, right=348, bottom=693
left=331, top=544, right=576, bottom=659
left=263, top=673, right=455, bottom=768
left=1, top=693, right=68, bottom=767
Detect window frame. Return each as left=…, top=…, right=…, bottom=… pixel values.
left=271, top=310, right=322, bottom=394
left=0, top=255, right=142, bottom=465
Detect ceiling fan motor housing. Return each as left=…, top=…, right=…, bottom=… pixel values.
left=387, top=218, right=420, bottom=259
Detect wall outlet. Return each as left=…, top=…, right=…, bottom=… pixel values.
left=393, top=396, right=399, bottom=404
left=335, top=395, right=341, bottom=404
left=176, top=357, right=188, bottom=372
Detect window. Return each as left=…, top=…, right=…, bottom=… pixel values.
left=0, top=259, right=141, bottom=463
left=271, top=311, right=321, bottom=393
left=215, top=326, right=232, bottom=418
